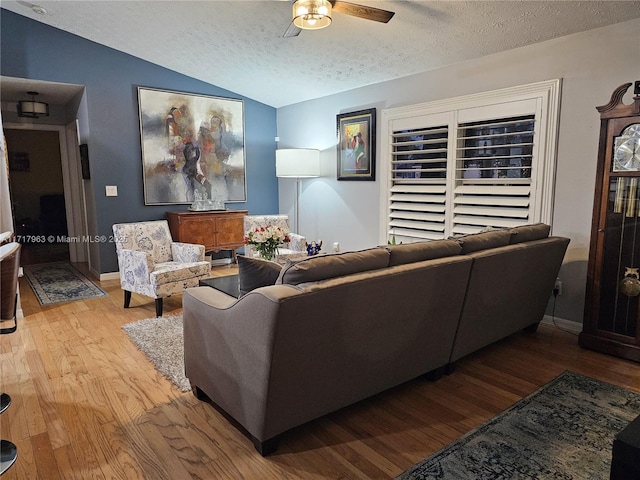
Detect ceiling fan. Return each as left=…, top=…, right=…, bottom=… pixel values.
left=283, top=0, right=395, bottom=38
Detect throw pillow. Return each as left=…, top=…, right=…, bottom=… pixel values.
left=237, top=255, right=282, bottom=296
left=384, top=240, right=462, bottom=266
left=509, top=223, right=551, bottom=244
left=276, top=248, right=390, bottom=285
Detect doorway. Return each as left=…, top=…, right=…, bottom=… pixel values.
left=5, top=128, right=70, bottom=265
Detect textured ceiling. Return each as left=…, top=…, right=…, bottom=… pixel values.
left=2, top=0, right=640, bottom=108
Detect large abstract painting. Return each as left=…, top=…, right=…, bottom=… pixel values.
left=138, top=87, right=246, bottom=205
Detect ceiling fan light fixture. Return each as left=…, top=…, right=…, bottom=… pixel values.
left=293, top=0, right=332, bottom=30
left=17, top=91, right=49, bottom=118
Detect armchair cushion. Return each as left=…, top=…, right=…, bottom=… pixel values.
left=172, top=242, right=206, bottom=263
left=152, top=262, right=212, bottom=288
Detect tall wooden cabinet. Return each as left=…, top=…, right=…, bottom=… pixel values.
left=166, top=210, right=248, bottom=261
left=580, top=82, right=640, bottom=362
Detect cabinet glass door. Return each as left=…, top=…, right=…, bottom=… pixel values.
left=599, top=176, right=640, bottom=338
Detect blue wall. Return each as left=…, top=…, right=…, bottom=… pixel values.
left=1, top=9, right=278, bottom=273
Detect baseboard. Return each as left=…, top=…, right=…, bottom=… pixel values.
left=541, top=315, right=582, bottom=334
left=99, top=271, right=120, bottom=281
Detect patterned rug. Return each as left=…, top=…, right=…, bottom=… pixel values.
left=24, top=262, right=107, bottom=305
left=122, top=313, right=190, bottom=392
left=396, top=371, right=640, bottom=480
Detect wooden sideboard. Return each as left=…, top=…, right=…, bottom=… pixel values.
left=166, top=210, right=248, bottom=262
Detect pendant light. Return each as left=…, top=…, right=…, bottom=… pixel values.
left=17, top=91, right=49, bottom=118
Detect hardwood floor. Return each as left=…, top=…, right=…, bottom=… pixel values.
left=2, top=264, right=639, bottom=479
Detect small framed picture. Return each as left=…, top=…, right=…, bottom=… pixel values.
left=337, top=108, right=376, bottom=181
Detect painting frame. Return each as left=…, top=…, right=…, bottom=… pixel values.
left=336, top=108, right=376, bottom=181
left=137, top=86, right=247, bottom=205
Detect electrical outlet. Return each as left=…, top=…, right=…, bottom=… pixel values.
left=554, top=278, right=563, bottom=296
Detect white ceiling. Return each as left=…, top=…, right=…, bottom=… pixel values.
left=2, top=1, right=640, bottom=108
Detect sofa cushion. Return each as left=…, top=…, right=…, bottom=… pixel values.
left=276, top=248, right=390, bottom=285
left=237, top=255, right=282, bottom=296
left=453, top=229, right=513, bottom=254
left=509, top=223, right=551, bottom=244
left=384, top=240, right=462, bottom=266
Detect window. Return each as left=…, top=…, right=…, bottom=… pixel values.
left=379, top=80, right=561, bottom=243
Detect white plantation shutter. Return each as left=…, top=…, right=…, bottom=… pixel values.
left=452, top=114, right=536, bottom=235
left=379, top=80, right=561, bottom=244
left=389, top=126, right=449, bottom=241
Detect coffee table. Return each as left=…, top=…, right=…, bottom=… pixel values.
left=199, top=274, right=240, bottom=298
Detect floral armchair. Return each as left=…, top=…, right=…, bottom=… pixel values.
left=112, top=220, right=211, bottom=317
left=243, top=215, right=306, bottom=259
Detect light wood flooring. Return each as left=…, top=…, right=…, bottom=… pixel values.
left=1, top=263, right=640, bottom=479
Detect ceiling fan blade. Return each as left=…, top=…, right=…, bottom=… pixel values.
left=283, top=19, right=302, bottom=38
left=331, top=1, right=395, bottom=23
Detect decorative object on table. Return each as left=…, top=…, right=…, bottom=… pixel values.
left=305, top=240, right=322, bottom=256
left=337, top=107, right=376, bottom=181
left=188, top=191, right=226, bottom=211
left=23, top=261, right=107, bottom=306
left=112, top=220, right=210, bottom=317
left=580, top=81, right=640, bottom=362
left=244, top=224, right=291, bottom=261
left=275, top=149, right=321, bottom=233
left=122, top=313, right=190, bottom=392
left=395, top=371, right=640, bottom=480
left=137, top=86, right=246, bottom=205
left=243, top=215, right=307, bottom=259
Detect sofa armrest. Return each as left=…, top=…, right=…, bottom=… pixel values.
left=182, top=285, right=301, bottom=440
left=171, top=242, right=206, bottom=262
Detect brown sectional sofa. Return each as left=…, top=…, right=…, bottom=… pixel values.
left=182, top=224, right=569, bottom=455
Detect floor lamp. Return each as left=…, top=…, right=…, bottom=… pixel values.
left=275, top=149, right=320, bottom=234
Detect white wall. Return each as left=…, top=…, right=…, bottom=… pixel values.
left=276, top=18, right=640, bottom=324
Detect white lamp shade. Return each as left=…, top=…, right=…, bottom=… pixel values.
left=17, top=100, right=49, bottom=118
left=276, top=149, right=320, bottom=178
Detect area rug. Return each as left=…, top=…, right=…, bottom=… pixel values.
left=24, top=262, right=107, bottom=305
left=122, top=313, right=190, bottom=392
left=395, top=371, right=640, bottom=480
